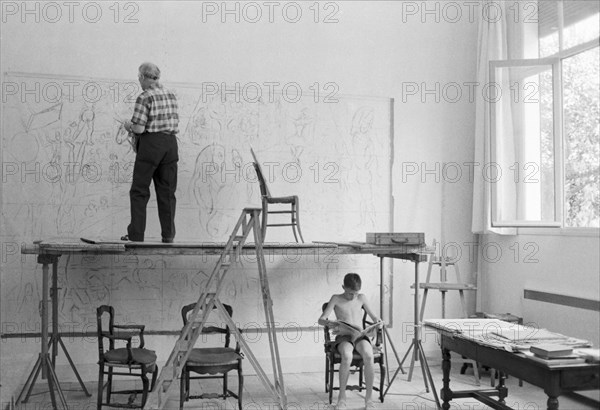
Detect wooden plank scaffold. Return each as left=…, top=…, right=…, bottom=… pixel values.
left=144, top=207, right=287, bottom=410
left=16, top=232, right=431, bottom=409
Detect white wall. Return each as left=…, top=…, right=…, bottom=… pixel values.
left=0, top=0, right=479, bottom=402
left=479, top=233, right=600, bottom=346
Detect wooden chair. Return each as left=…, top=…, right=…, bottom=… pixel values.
left=250, top=148, right=304, bottom=243
left=321, top=303, right=385, bottom=404
left=96, top=305, right=158, bottom=409
left=180, top=302, right=243, bottom=410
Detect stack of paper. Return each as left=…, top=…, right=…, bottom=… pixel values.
left=575, top=348, right=600, bottom=363
left=530, top=344, right=573, bottom=359
left=491, top=326, right=567, bottom=343
left=522, top=350, right=586, bottom=366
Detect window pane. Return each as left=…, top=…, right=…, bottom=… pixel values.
left=563, top=7, right=600, bottom=49
left=538, top=0, right=559, bottom=57
left=563, top=47, right=600, bottom=227
left=491, top=64, right=556, bottom=226
left=538, top=1, right=599, bottom=56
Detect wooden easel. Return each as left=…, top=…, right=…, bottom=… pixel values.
left=144, top=208, right=287, bottom=409
left=417, top=240, right=480, bottom=385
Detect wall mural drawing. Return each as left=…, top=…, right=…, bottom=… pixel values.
left=1, top=72, right=393, bottom=328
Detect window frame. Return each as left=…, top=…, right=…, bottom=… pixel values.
left=489, top=37, right=599, bottom=231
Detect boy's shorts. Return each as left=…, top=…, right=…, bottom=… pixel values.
left=334, top=334, right=372, bottom=351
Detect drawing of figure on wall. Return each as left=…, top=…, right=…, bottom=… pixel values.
left=5, top=99, right=92, bottom=236
left=189, top=143, right=237, bottom=239
left=286, top=107, right=314, bottom=165
left=121, top=62, right=180, bottom=243
left=349, top=106, right=377, bottom=227
left=187, top=106, right=217, bottom=143
left=49, top=106, right=96, bottom=235
left=185, top=95, right=227, bottom=145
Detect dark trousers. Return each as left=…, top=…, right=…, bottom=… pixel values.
left=127, top=132, right=178, bottom=241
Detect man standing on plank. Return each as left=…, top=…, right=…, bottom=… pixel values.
left=122, top=62, right=179, bottom=243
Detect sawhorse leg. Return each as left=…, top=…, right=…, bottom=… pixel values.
left=16, top=255, right=91, bottom=409
left=378, top=256, right=405, bottom=398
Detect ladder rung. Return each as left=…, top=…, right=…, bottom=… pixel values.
left=159, top=371, right=173, bottom=387
left=177, top=343, right=191, bottom=352
left=232, top=235, right=244, bottom=241
left=267, top=223, right=296, bottom=227
left=267, top=211, right=293, bottom=214
left=158, top=380, right=173, bottom=395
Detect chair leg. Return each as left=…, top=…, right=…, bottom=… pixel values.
left=329, top=363, right=335, bottom=404
left=140, top=367, right=150, bottom=409
left=97, top=365, right=104, bottom=410
left=151, top=365, right=158, bottom=390
left=106, top=367, right=113, bottom=405
left=291, top=202, right=299, bottom=243
left=261, top=199, right=268, bottom=242
left=293, top=200, right=304, bottom=243
left=325, top=358, right=329, bottom=393
left=359, top=365, right=364, bottom=391
left=379, top=361, right=386, bottom=403
left=180, top=368, right=185, bottom=410
left=223, top=372, right=228, bottom=398
left=182, top=368, right=189, bottom=405
left=186, top=369, right=190, bottom=400
left=238, top=366, right=243, bottom=410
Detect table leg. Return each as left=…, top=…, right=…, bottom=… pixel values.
left=41, top=260, right=49, bottom=380
left=497, top=371, right=508, bottom=405
left=441, top=347, right=452, bottom=410
left=52, top=261, right=59, bottom=366
left=41, top=258, right=59, bottom=409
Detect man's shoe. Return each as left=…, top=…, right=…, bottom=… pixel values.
left=121, top=235, right=144, bottom=242
left=162, top=238, right=174, bottom=243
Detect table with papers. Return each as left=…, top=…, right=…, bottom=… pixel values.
left=424, top=319, right=599, bottom=410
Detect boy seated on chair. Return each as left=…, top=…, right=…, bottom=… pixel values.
left=318, top=273, right=383, bottom=409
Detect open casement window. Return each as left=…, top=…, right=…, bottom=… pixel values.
left=490, top=59, right=560, bottom=227
left=489, top=0, right=599, bottom=229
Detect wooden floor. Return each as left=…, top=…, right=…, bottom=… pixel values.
left=14, top=364, right=599, bottom=410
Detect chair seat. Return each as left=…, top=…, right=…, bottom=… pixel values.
left=187, top=347, right=242, bottom=366
left=104, top=347, right=157, bottom=366
left=266, top=195, right=297, bottom=204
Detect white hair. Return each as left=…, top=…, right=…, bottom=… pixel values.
left=138, top=62, right=161, bottom=80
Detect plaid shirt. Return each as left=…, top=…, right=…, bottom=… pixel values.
left=131, top=85, right=179, bottom=134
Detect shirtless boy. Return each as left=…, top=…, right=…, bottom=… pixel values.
left=318, top=273, right=383, bottom=409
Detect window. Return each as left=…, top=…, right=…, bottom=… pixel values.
left=491, top=0, right=599, bottom=228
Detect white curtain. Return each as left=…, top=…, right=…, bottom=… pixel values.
left=472, top=0, right=536, bottom=233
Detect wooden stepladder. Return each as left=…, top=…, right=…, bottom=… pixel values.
left=144, top=208, right=287, bottom=409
